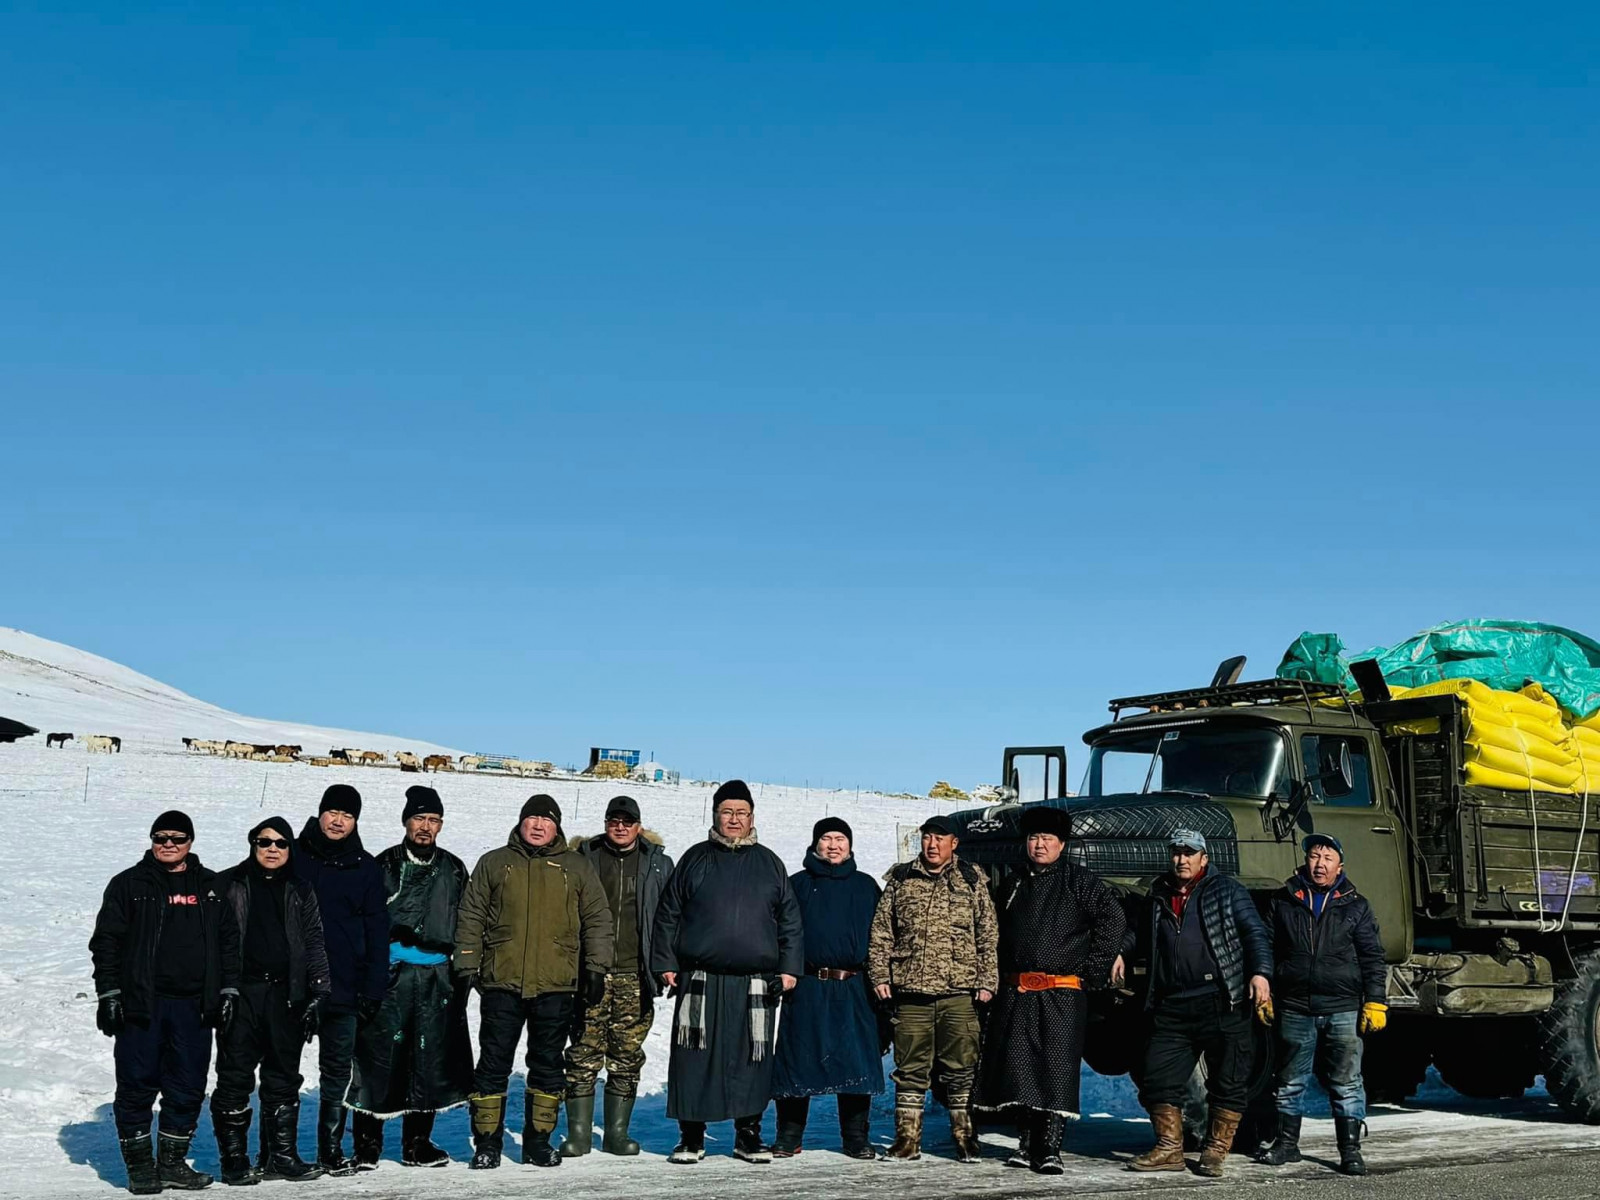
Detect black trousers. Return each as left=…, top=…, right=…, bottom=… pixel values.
left=473, top=991, right=574, bottom=1096
left=214, top=980, right=306, bottom=1111
left=318, top=1008, right=359, bottom=1106
left=113, top=994, right=212, bottom=1134
left=1138, top=992, right=1254, bottom=1113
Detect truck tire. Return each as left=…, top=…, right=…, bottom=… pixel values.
left=1434, top=1017, right=1536, bottom=1100
left=1539, top=949, right=1600, bottom=1123
left=1361, top=1019, right=1431, bottom=1104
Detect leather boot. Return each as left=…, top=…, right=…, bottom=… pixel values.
left=117, top=1128, right=162, bottom=1196
left=211, top=1105, right=260, bottom=1186
left=558, top=1093, right=594, bottom=1157
left=885, top=1100, right=923, bottom=1161
left=467, top=1094, right=506, bottom=1170
left=1335, top=1117, right=1367, bottom=1176
left=601, top=1087, right=640, bottom=1156
left=400, top=1111, right=448, bottom=1167
left=1006, top=1124, right=1032, bottom=1169
left=316, top=1101, right=355, bottom=1176
left=522, top=1091, right=562, bottom=1167
left=350, top=1111, right=383, bottom=1170
left=668, top=1120, right=706, bottom=1164
left=1031, top=1114, right=1064, bottom=1175
left=1257, top=1113, right=1302, bottom=1165
left=262, top=1101, right=323, bottom=1181
left=948, top=1094, right=981, bottom=1163
left=771, top=1096, right=808, bottom=1157
left=733, top=1114, right=771, bottom=1163
left=159, top=1131, right=214, bottom=1190
left=838, top=1093, right=874, bottom=1160
left=1195, top=1107, right=1243, bottom=1178
left=1128, top=1103, right=1186, bottom=1171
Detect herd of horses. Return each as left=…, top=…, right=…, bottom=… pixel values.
left=46, top=733, right=551, bottom=779
left=46, top=732, right=120, bottom=752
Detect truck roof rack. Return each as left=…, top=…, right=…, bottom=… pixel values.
left=1109, top=678, right=1351, bottom=720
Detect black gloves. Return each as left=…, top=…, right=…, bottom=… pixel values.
left=582, top=973, right=608, bottom=1007
left=356, top=995, right=383, bottom=1025
left=96, top=995, right=125, bottom=1037
left=301, top=997, right=324, bottom=1044
left=211, top=993, right=237, bottom=1033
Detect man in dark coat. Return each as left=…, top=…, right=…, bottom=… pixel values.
left=1129, top=829, right=1273, bottom=1179
left=650, top=780, right=804, bottom=1165
left=90, top=810, right=240, bottom=1194
left=213, top=816, right=332, bottom=1184
left=1257, top=833, right=1386, bottom=1177
left=770, top=817, right=884, bottom=1160
left=454, top=794, right=613, bottom=1170
left=562, top=795, right=675, bottom=1158
left=973, top=805, right=1126, bottom=1174
left=348, top=785, right=474, bottom=1168
left=294, top=783, right=389, bottom=1175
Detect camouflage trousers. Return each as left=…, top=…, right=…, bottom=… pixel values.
left=563, top=972, right=653, bottom=1098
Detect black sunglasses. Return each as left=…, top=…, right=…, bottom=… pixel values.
left=253, top=837, right=290, bottom=850
left=151, top=833, right=191, bottom=846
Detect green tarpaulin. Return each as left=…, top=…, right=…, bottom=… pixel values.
left=1276, top=619, right=1600, bottom=720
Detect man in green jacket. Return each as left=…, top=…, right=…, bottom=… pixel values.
left=454, top=795, right=613, bottom=1170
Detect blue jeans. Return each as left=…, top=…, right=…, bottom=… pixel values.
left=1273, top=1009, right=1365, bottom=1120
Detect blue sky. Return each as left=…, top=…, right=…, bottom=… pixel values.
left=4, top=3, right=1596, bottom=792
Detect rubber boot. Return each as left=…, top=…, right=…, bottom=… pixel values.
left=1195, top=1107, right=1243, bottom=1178
left=1128, top=1103, right=1186, bottom=1171
left=771, top=1096, right=808, bottom=1157
left=601, top=1087, right=640, bottom=1156
left=211, top=1106, right=260, bottom=1187
left=669, top=1120, right=706, bottom=1164
left=400, top=1111, right=448, bottom=1167
left=316, top=1101, right=355, bottom=1177
left=948, top=1093, right=981, bottom=1163
left=558, top=1093, right=594, bottom=1157
left=522, top=1091, right=562, bottom=1167
left=262, top=1101, right=324, bottom=1182
left=885, top=1100, right=923, bottom=1161
left=117, top=1128, right=162, bottom=1196
left=1335, top=1117, right=1367, bottom=1176
left=838, top=1093, right=874, bottom=1160
left=467, top=1094, right=506, bottom=1170
left=1031, top=1114, right=1064, bottom=1175
left=734, top=1114, right=772, bottom=1163
left=350, top=1111, right=383, bottom=1170
left=159, top=1132, right=214, bottom=1190
left=1257, top=1113, right=1302, bottom=1166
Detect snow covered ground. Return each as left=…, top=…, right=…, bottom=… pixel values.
left=1, top=630, right=1596, bottom=1197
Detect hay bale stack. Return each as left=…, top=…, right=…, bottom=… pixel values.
left=929, top=781, right=969, bottom=802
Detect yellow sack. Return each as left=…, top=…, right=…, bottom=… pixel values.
left=1466, top=742, right=1581, bottom=788
left=1407, top=678, right=1562, bottom=722
left=1464, top=716, right=1577, bottom=768
left=1464, top=761, right=1580, bottom=794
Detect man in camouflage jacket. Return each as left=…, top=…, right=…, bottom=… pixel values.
left=867, top=815, right=998, bottom=1162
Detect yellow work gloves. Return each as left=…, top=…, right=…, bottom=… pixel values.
left=1359, top=1001, right=1388, bottom=1035
left=1255, top=996, right=1274, bottom=1026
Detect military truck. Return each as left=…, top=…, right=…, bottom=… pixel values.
left=947, top=660, right=1600, bottom=1126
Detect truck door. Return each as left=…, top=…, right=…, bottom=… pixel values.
left=1295, top=731, right=1413, bottom=961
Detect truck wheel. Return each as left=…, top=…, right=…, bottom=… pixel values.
left=1539, top=949, right=1600, bottom=1123
left=1434, top=1017, right=1536, bottom=1099
left=1361, top=1019, right=1431, bottom=1104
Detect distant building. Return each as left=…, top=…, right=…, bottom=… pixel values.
left=588, top=747, right=641, bottom=770
left=630, top=760, right=679, bottom=785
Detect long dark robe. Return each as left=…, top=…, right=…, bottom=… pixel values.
left=772, top=852, right=884, bottom=1097
left=973, top=859, right=1126, bottom=1118
left=651, top=830, right=803, bottom=1122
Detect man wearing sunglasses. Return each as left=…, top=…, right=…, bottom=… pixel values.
left=562, top=795, right=675, bottom=1158
left=213, top=816, right=332, bottom=1183
left=91, top=811, right=241, bottom=1194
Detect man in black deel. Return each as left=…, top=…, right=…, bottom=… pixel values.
left=91, top=810, right=241, bottom=1194
left=295, top=784, right=389, bottom=1175
left=212, top=816, right=331, bottom=1184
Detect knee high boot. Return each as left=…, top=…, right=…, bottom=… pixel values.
left=316, top=1101, right=355, bottom=1176
left=1128, top=1103, right=1186, bottom=1171
left=886, top=1094, right=923, bottom=1161
left=211, top=1105, right=260, bottom=1186
left=838, top=1093, right=874, bottom=1160
left=947, top=1093, right=981, bottom=1164
left=558, top=1092, right=594, bottom=1157
left=468, top=1094, right=506, bottom=1170
left=262, top=1101, right=323, bottom=1182
left=772, top=1097, right=808, bottom=1157
left=1195, top=1107, right=1243, bottom=1178
left=349, top=1111, right=383, bottom=1170
left=522, top=1091, right=562, bottom=1167
left=601, top=1086, right=640, bottom=1156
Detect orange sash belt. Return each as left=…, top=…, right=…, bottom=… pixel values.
left=1005, top=972, right=1082, bottom=993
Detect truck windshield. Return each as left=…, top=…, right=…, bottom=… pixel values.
left=1085, top=723, right=1289, bottom=800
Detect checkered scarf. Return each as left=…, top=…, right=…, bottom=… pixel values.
left=674, top=971, right=775, bottom=1062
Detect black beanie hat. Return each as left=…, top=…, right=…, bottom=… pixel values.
left=519, top=793, right=562, bottom=827
left=402, top=785, right=444, bottom=822
left=249, top=815, right=294, bottom=845
left=713, top=779, right=754, bottom=808
left=1019, top=805, right=1071, bottom=840
left=150, top=809, right=195, bottom=840
left=812, top=816, right=853, bottom=846
left=320, top=783, right=362, bottom=819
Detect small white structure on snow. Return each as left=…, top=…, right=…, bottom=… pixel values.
left=631, top=760, right=679, bottom=784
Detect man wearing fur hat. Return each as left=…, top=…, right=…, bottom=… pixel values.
left=454, top=794, right=613, bottom=1170
left=348, top=785, right=474, bottom=1168
left=562, top=795, right=675, bottom=1158
left=650, top=780, right=804, bottom=1165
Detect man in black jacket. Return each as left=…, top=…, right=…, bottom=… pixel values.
left=562, top=795, right=675, bottom=1158
left=294, top=784, right=389, bottom=1175
left=90, top=811, right=241, bottom=1194
left=1257, top=833, right=1386, bottom=1176
left=348, top=785, right=474, bottom=1169
left=213, top=816, right=332, bottom=1184
left=1129, top=829, right=1272, bottom=1179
